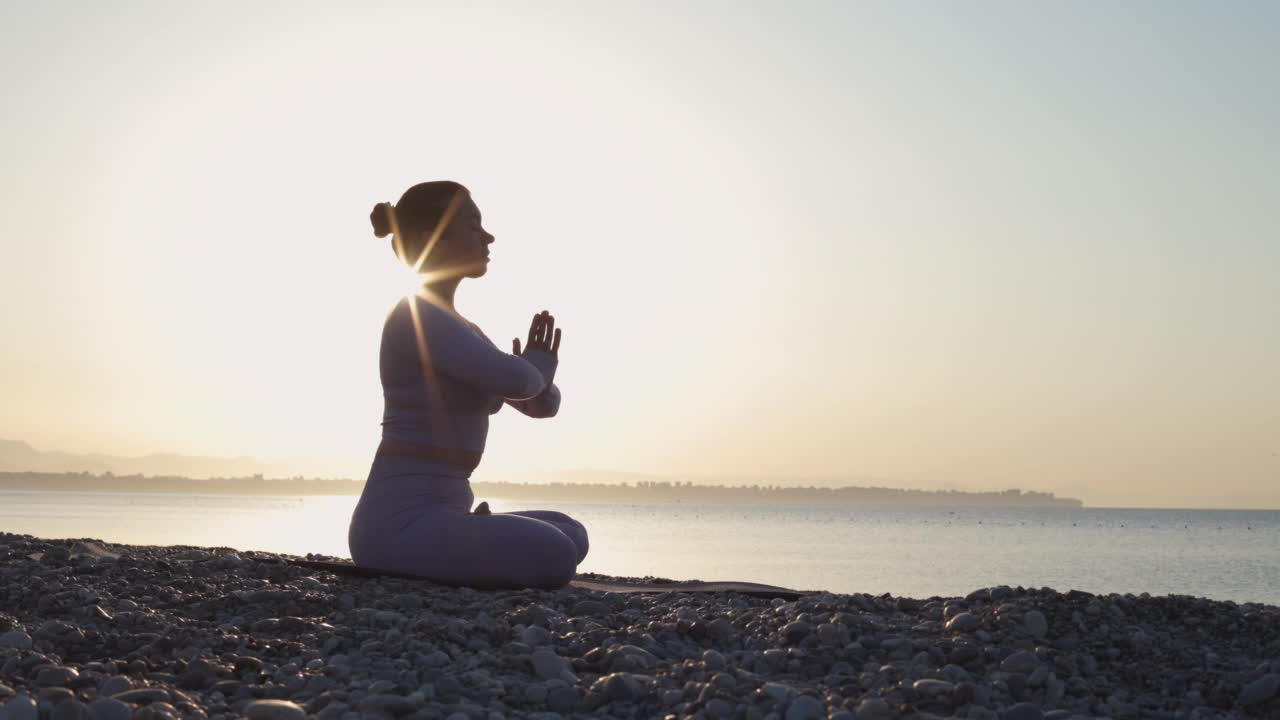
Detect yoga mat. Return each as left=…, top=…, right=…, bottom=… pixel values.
left=265, top=558, right=813, bottom=600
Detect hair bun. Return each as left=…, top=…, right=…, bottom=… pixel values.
left=370, top=202, right=394, bottom=238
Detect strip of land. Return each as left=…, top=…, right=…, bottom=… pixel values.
left=0, top=472, right=1083, bottom=507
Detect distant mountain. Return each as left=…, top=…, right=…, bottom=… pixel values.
left=0, top=438, right=287, bottom=479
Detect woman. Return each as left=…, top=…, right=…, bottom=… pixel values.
left=348, top=180, right=589, bottom=590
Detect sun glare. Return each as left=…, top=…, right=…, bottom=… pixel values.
left=397, top=264, right=428, bottom=300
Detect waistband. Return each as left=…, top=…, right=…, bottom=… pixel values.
left=375, top=437, right=482, bottom=472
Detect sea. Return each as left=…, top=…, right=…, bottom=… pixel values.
left=2, top=491, right=1277, bottom=606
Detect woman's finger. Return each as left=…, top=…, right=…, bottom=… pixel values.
left=551, top=327, right=561, bottom=354
left=527, top=315, right=540, bottom=349
left=513, top=337, right=521, bottom=355
left=544, top=314, right=555, bottom=346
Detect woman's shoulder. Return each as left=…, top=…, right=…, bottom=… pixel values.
left=384, top=295, right=476, bottom=337
left=385, top=293, right=445, bottom=320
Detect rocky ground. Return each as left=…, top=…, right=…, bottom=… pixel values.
left=1, top=533, right=1278, bottom=720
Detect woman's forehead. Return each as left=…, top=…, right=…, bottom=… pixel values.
left=462, top=196, right=481, bottom=219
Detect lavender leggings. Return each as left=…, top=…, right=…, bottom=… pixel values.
left=347, top=453, right=589, bottom=590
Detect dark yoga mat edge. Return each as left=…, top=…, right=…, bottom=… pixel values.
left=261, top=557, right=814, bottom=600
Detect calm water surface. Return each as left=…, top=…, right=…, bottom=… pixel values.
left=1, top=491, right=1276, bottom=605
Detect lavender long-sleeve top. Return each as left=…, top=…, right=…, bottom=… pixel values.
left=379, top=294, right=561, bottom=456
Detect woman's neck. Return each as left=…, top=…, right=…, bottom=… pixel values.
left=423, top=277, right=461, bottom=312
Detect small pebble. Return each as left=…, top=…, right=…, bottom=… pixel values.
left=784, top=694, right=824, bottom=720
left=0, top=632, right=32, bottom=650
left=1001, top=650, right=1040, bottom=675
left=51, top=700, right=92, bottom=720
left=4, top=694, right=37, bottom=720
left=1004, top=702, right=1044, bottom=720
left=87, top=698, right=132, bottom=720
left=1239, top=673, right=1280, bottom=706
left=945, top=612, right=980, bottom=632
left=1023, top=609, right=1048, bottom=639
left=243, top=700, right=305, bottom=720
left=912, top=678, right=954, bottom=695
left=531, top=648, right=574, bottom=682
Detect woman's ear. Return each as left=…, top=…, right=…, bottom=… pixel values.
left=405, top=229, right=436, bottom=270
left=423, top=225, right=452, bottom=260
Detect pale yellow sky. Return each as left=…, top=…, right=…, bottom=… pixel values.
left=2, top=2, right=1277, bottom=509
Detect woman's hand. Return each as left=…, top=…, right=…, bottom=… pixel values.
left=513, top=310, right=562, bottom=357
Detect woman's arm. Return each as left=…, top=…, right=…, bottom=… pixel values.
left=408, top=299, right=549, bottom=400
left=504, top=310, right=563, bottom=417
left=506, top=382, right=561, bottom=418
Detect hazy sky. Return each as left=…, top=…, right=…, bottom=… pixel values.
left=2, top=1, right=1277, bottom=508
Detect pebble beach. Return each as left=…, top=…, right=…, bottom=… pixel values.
left=1, top=534, right=1278, bottom=720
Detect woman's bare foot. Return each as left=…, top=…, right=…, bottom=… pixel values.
left=472, top=501, right=491, bottom=515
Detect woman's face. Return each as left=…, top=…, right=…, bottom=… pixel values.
left=416, top=194, right=493, bottom=279
left=449, top=196, right=494, bottom=278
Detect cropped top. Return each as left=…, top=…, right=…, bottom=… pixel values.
left=379, top=293, right=561, bottom=458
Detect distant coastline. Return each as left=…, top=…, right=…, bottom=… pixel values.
left=0, top=470, right=1084, bottom=507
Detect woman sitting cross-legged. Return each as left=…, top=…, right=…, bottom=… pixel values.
left=347, top=180, right=588, bottom=590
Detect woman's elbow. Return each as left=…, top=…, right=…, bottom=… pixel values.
left=498, top=365, right=546, bottom=400
left=537, top=385, right=562, bottom=418
left=544, top=397, right=561, bottom=417
left=505, top=378, right=547, bottom=401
